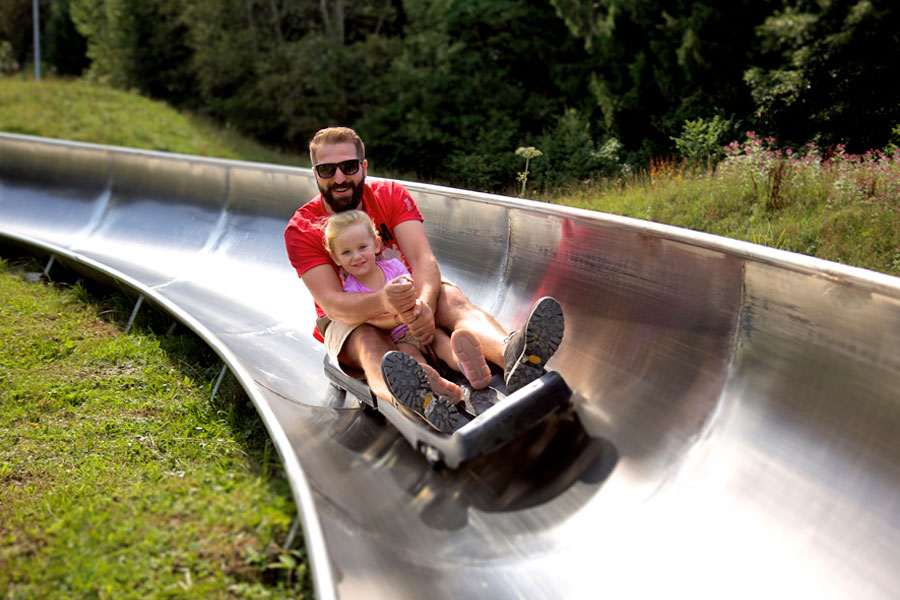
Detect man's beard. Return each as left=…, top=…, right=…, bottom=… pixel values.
left=320, top=176, right=365, bottom=213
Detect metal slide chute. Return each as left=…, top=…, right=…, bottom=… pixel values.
left=2, top=133, right=899, bottom=599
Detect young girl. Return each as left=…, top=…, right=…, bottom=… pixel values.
left=323, top=210, right=492, bottom=403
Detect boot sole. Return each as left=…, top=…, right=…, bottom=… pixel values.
left=381, top=351, right=459, bottom=433
left=505, top=297, right=565, bottom=393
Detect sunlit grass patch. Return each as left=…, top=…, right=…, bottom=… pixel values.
left=544, top=133, right=900, bottom=277
left=0, top=257, right=311, bottom=598
left=0, top=76, right=307, bottom=167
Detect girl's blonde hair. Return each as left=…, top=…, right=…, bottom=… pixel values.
left=323, top=210, right=380, bottom=256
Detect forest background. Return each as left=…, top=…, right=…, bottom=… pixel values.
left=2, top=0, right=899, bottom=194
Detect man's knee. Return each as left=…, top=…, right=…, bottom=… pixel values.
left=339, top=324, right=394, bottom=369
left=436, top=282, right=481, bottom=330
left=439, top=281, right=474, bottom=312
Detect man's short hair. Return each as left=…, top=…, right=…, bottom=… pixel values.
left=309, top=127, right=365, bottom=165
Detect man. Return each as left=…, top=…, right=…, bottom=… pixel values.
left=284, top=126, right=564, bottom=432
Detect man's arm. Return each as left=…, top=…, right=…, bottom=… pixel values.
left=393, top=220, right=442, bottom=344
left=302, top=264, right=394, bottom=325
left=394, top=220, right=441, bottom=307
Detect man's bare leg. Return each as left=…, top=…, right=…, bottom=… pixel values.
left=434, top=284, right=566, bottom=393
left=338, top=324, right=397, bottom=402
left=434, top=283, right=507, bottom=367
left=339, top=324, right=460, bottom=432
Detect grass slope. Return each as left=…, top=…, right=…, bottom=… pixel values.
left=0, top=258, right=311, bottom=598
left=0, top=76, right=306, bottom=166
left=0, top=77, right=316, bottom=598
left=542, top=143, right=900, bottom=277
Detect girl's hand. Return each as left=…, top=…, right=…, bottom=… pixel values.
left=383, top=275, right=417, bottom=315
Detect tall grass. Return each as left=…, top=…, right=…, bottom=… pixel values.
left=0, top=76, right=306, bottom=167
left=544, top=132, right=900, bottom=276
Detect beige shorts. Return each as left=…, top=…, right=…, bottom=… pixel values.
left=318, top=279, right=456, bottom=361
left=317, top=315, right=358, bottom=361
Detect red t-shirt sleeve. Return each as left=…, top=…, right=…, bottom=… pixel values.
left=284, top=202, right=333, bottom=279
left=381, top=181, right=423, bottom=228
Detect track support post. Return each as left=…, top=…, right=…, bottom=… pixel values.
left=210, top=363, right=228, bottom=402
left=42, top=254, right=55, bottom=279
left=124, top=294, right=144, bottom=334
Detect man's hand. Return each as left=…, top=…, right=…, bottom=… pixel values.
left=405, top=298, right=436, bottom=346
left=383, top=275, right=417, bottom=315
left=383, top=273, right=435, bottom=344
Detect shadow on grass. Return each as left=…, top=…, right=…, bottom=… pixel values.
left=0, top=241, right=312, bottom=594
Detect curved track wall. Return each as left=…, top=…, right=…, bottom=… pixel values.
left=2, top=133, right=899, bottom=599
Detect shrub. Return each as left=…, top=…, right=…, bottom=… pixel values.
left=529, top=109, right=625, bottom=190
left=0, top=39, right=17, bottom=74
left=670, top=115, right=731, bottom=170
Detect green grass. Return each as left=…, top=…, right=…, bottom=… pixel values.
left=0, top=76, right=307, bottom=167
left=540, top=146, right=900, bottom=277
left=0, top=257, right=312, bottom=598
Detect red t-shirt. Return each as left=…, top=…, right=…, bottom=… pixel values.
left=283, top=180, right=424, bottom=341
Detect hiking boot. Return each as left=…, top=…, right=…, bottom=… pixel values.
left=381, top=351, right=460, bottom=433
left=503, top=297, right=565, bottom=394
left=450, top=329, right=492, bottom=390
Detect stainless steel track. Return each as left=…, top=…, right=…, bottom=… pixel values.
left=2, top=133, right=899, bottom=599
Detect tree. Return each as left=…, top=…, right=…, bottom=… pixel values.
left=0, top=0, right=39, bottom=70
left=44, top=0, right=89, bottom=76
left=71, top=0, right=194, bottom=102
left=745, top=0, right=900, bottom=151
left=550, top=0, right=777, bottom=161
left=176, top=0, right=407, bottom=149
left=359, top=0, right=596, bottom=191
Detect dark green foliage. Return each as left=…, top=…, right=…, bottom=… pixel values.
left=43, top=0, right=88, bottom=75
left=745, top=0, right=900, bottom=152
left=70, top=0, right=195, bottom=102
left=529, top=109, right=624, bottom=189
left=7, top=0, right=899, bottom=192
left=0, top=0, right=89, bottom=74
left=0, top=0, right=33, bottom=67
left=178, top=0, right=405, bottom=149
left=550, top=0, right=776, bottom=162
left=129, top=0, right=197, bottom=104
left=359, top=0, right=596, bottom=190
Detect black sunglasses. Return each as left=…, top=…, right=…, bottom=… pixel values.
left=313, top=159, right=362, bottom=179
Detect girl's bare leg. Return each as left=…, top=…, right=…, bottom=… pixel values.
left=397, top=341, right=462, bottom=404
left=431, top=329, right=457, bottom=371
left=434, top=283, right=507, bottom=368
